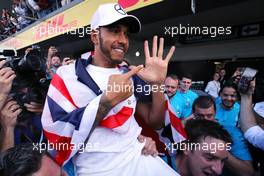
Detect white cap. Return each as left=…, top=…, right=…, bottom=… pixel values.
left=90, top=3, right=141, bottom=33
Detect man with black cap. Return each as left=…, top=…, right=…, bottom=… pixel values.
left=41, top=3, right=178, bottom=176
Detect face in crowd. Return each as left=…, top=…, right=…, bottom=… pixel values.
left=51, top=56, right=62, bottom=67
left=92, top=24, right=129, bottom=66
left=0, top=144, right=68, bottom=176
left=193, top=104, right=216, bottom=122
left=219, top=69, right=226, bottom=78
left=184, top=137, right=229, bottom=176
left=180, top=77, right=192, bottom=92
left=213, top=73, right=220, bottom=81
left=220, top=86, right=237, bottom=109
left=165, top=77, right=178, bottom=98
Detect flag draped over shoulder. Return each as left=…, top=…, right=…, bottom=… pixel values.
left=41, top=53, right=134, bottom=166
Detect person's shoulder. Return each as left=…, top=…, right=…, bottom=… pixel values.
left=233, top=102, right=240, bottom=110
left=171, top=91, right=181, bottom=100
left=189, top=90, right=198, bottom=97
left=207, top=80, right=214, bottom=85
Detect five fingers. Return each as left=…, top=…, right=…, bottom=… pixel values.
left=144, top=35, right=175, bottom=62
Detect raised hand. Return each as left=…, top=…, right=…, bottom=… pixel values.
left=0, top=60, right=16, bottom=96
left=103, top=65, right=143, bottom=107
left=0, top=100, right=21, bottom=130
left=0, top=60, right=16, bottom=111
left=136, top=36, right=175, bottom=84
left=62, top=57, right=74, bottom=65
left=24, top=101, right=44, bottom=115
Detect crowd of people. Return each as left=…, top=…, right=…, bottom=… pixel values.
left=0, top=2, right=263, bottom=176
left=0, top=0, right=75, bottom=41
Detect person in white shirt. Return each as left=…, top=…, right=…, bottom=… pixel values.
left=205, top=72, right=220, bottom=98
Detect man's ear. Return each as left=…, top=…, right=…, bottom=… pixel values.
left=91, top=30, right=99, bottom=45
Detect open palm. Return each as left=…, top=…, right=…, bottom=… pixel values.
left=137, top=36, right=175, bottom=84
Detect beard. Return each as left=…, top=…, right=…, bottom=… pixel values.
left=98, top=32, right=124, bottom=65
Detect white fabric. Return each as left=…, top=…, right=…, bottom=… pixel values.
left=73, top=64, right=179, bottom=175
left=27, top=0, right=40, bottom=11
left=90, top=3, right=141, bottom=32
left=244, top=125, right=264, bottom=150
left=254, top=101, right=264, bottom=118
left=205, top=80, right=220, bottom=98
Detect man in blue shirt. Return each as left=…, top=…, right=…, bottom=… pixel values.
left=170, top=74, right=198, bottom=119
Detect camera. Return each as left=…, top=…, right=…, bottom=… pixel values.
left=1, top=48, right=49, bottom=124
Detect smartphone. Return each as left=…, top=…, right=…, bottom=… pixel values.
left=237, top=67, right=258, bottom=93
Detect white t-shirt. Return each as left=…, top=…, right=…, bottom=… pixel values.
left=73, top=64, right=179, bottom=176
left=205, top=80, right=220, bottom=98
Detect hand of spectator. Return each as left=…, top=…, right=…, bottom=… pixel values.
left=0, top=100, right=21, bottom=130
left=47, top=46, right=58, bottom=67
left=25, top=47, right=33, bottom=55
left=239, top=79, right=256, bottom=96
left=135, top=36, right=175, bottom=85
left=138, top=134, right=158, bottom=157
left=0, top=60, right=16, bottom=96
left=24, top=102, right=43, bottom=114
left=181, top=114, right=195, bottom=126
left=103, top=65, right=143, bottom=107
left=62, top=57, right=74, bottom=65
left=48, top=46, right=58, bottom=58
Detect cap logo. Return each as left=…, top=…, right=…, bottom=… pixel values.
left=114, top=4, right=126, bottom=15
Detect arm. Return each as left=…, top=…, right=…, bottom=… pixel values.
left=136, top=85, right=166, bottom=129
left=239, top=80, right=264, bottom=149
left=135, top=36, right=175, bottom=129
left=225, top=153, right=254, bottom=176
left=240, top=94, right=256, bottom=132
left=46, top=46, right=57, bottom=69
left=204, top=81, right=212, bottom=93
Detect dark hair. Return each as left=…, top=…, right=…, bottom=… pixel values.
left=192, top=95, right=216, bottom=113
left=181, top=73, right=192, bottom=80
left=0, top=143, right=45, bottom=176
left=167, top=74, right=178, bottom=81
left=220, top=80, right=237, bottom=93
left=185, top=119, right=232, bottom=145
left=51, top=54, right=62, bottom=61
